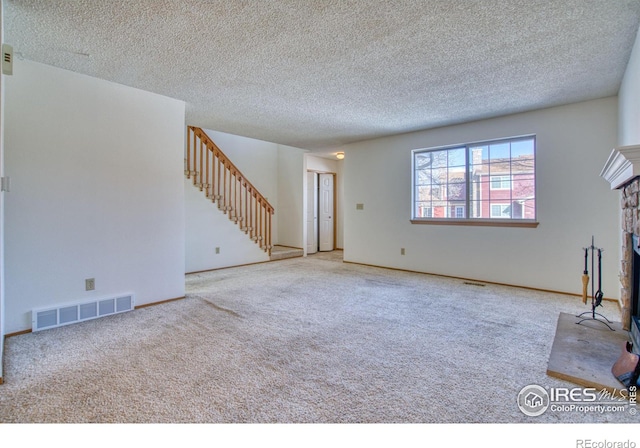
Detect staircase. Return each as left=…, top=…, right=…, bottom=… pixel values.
left=185, top=126, right=274, bottom=255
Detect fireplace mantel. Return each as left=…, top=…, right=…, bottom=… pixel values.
left=601, top=144, right=640, bottom=190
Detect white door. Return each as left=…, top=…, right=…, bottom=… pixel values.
left=306, top=172, right=318, bottom=254
left=319, top=173, right=334, bottom=252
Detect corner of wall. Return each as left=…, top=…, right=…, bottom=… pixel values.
left=619, top=24, right=640, bottom=146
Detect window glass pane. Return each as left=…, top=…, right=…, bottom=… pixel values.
left=415, top=153, right=433, bottom=170
left=448, top=147, right=466, bottom=167
left=416, top=186, right=430, bottom=201
left=431, top=150, right=448, bottom=168
left=430, top=167, right=448, bottom=185
left=490, top=203, right=511, bottom=218
left=469, top=201, right=483, bottom=218
left=512, top=178, right=535, bottom=199
left=470, top=162, right=489, bottom=176
left=469, top=180, right=489, bottom=201
left=415, top=202, right=431, bottom=218
left=469, top=146, right=488, bottom=166
left=489, top=142, right=510, bottom=161
left=490, top=175, right=511, bottom=190
left=511, top=138, right=534, bottom=158
left=511, top=157, right=534, bottom=175
left=447, top=183, right=466, bottom=201
left=415, top=169, right=431, bottom=185
left=520, top=198, right=536, bottom=220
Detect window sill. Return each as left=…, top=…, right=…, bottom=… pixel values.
left=410, top=219, right=539, bottom=228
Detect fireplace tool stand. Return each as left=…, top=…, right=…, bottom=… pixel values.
left=576, top=236, right=615, bottom=331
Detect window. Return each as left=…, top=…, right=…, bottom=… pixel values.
left=490, top=175, right=511, bottom=190
left=419, top=206, right=433, bottom=218
left=412, top=135, right=536, bottom=225
left=490, top=203, right=510, bottom=218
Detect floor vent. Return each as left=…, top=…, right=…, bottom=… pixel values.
left=463, top=281, right=486, bottom=287
left=32, top=294, right=135, bottom=332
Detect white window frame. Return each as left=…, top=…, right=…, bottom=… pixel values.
left=411, top=135, right=538, bottom=227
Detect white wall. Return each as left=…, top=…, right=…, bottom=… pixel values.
left=343, top=97, right=620, bottom=297
left=184, top=177, right=269, bottom=273
left=204, top=129, right=279, bottom=242
left=4, top=60, right=186, bottom=333
left=619, top=25, right=640, bottom=146
left=278, top=145, right=305, bottom=248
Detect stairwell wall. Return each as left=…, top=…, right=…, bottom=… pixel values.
left=185, top=129, right=306, bottom=272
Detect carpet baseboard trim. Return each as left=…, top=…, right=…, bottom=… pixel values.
left=4, top=329, right=31, bottom=339
left=4, top=296, right=187, bottom=339
left=342, top=260, right=620, bottom=306
left=134, top=296, right=185, bottom=309
left=186, top=261, right=270, bottom=275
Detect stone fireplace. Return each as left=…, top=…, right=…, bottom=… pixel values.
left=601, top=144, right=640, bottom=353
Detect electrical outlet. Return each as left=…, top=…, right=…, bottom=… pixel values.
left=215, top=247, right=220, bottom=254
left=401, top=248, right=405, bottom=255
left=356, top=203, right=364, bottom=210
left=85, top=278, right=95, bottom=291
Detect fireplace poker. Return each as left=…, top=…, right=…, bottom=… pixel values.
left=582, top=247, right=589, bottom=304
left=595, top=248, right=603, bottom=308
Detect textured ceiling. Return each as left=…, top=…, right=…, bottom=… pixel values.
left=4, top=0, right=640, bottom=151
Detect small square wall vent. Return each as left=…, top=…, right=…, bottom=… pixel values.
left=32, top=294, right=135, bottom=332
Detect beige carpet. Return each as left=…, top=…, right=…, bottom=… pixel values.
left=0, top=251, right=635, bottom=423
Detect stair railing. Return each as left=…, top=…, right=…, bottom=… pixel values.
left=186, top=126, right=274, bottom=255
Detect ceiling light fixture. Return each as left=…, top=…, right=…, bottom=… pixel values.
left=336, top=152, right=345, bottom=160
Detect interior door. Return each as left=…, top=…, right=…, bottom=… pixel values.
left=306, top=171, right=318, bottom=254
left=319, top=173, right=334, bottom=252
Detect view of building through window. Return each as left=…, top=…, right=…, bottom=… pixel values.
left=413, top=136, right=536, bottom=221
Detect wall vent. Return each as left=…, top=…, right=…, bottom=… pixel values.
left=32, top=294, right=135, bottom=332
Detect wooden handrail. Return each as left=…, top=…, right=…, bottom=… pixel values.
left=186, top=126, right=274, bottom=255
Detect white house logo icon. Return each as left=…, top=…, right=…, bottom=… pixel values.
left=517, top=385, right=550, bottom=416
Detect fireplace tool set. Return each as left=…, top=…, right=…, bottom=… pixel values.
left=577, top=236, right=614, bottom=330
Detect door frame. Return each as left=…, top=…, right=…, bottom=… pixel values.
left=306, top=169, right=337, bottom=252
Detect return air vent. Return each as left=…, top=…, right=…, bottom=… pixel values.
left=32, top=294, right=134, bottom=332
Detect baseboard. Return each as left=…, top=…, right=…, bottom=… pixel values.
left=342, top=260, right=620, bottom=305
left=134, top=296, right=185, bottom=309
left=5, top=328, right=31, bottom=339
left=5, top=296, right=187, bottom=338
left=273, top=244, right=304, bottom=250
left=186, top=259, right=271, bottom=275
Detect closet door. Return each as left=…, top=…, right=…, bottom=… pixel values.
left=318, top=173, right=334, bottom=252
left=306, top=172, right=318, bottom=254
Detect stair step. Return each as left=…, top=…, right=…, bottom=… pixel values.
left=269, top=246, right=303, bottom=261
